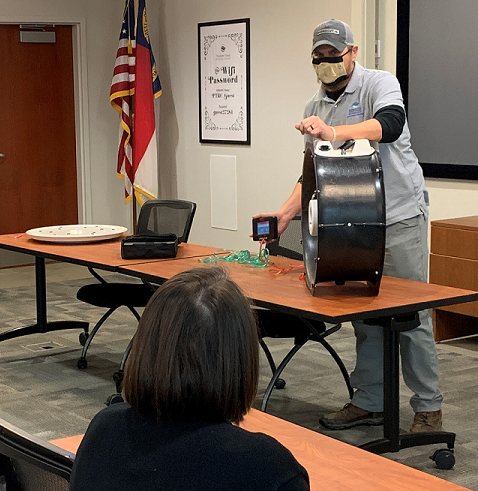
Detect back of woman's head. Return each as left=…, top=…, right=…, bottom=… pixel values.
left=123, top=267, right=259, bottom=424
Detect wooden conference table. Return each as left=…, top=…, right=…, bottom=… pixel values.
left=2, top=233, right=478, bottom=458
left=50, top=409, right=471, bottom=491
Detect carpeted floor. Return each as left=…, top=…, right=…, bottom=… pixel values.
left=1, top=262, right=478, bottom=490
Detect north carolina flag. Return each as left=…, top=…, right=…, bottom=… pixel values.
left=110, top=0, right=162, bottom=204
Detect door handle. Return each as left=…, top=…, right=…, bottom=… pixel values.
left=0, top=153, right=5, bottom=162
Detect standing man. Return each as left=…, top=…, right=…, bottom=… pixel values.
left=255, top=19, right=442, bottom=433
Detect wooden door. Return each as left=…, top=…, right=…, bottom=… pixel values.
left=0, top=25, right=78, bottom=234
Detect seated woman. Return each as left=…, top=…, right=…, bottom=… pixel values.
left=70, top=267, right=309, bottom=491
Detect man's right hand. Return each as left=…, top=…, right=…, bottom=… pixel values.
left=250, top=211, right=292, bottom=243
left=251, top=182, right=303, bottom=242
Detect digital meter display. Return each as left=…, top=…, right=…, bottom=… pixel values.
left=252, top=216, right=278, bottom=241
left=256, top=221, right=270, bottom=235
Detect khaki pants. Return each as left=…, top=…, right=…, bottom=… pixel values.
left=350, top=214, right=443, bottom=413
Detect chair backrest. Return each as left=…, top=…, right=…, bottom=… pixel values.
left=267, top=216, right=303, bottom=260
left=137, top=199, right=196, bottom=243
left=0, top=417, right=74, bottom=490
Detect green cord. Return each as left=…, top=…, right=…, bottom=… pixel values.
left=198, top=246, right=271, bottom=268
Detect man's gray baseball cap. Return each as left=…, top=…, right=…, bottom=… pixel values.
left=311, top=19, right=354, bottom=53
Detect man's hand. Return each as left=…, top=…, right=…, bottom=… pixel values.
left=250, top=211, right=292, bottom=243
left=295, top=116, right=335, bottom=141
left=251, top=182, right=302, bottom=243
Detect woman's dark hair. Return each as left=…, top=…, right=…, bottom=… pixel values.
left=123, top=266, right=259, bottom=424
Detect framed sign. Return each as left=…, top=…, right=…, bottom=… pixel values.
left=198, top=18, right=250, bottom=145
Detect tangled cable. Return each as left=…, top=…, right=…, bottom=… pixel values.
left=199, top=240, right=305, bottom=280
left=198, top=241, right=271, bottom=268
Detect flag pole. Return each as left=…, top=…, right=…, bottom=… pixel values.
left=132, top=197, right=137, bottom=234
left=131, top=89, right=138, bottom=235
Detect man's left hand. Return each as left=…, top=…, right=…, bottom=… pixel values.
left=295, top=116, right=334, bottom=141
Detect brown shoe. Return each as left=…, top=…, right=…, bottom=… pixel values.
left=409, top=410, right=443, bottom=433
left=319, top=403, right=384, bottom=430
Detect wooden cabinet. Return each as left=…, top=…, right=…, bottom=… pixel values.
left=430, top=216, right=478, bottom=341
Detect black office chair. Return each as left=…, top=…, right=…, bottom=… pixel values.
left=256, top=216, right=353, bottom=411
left=0, top=417, right=74, bottom=490
left=76, top=199, right=196, bottom=369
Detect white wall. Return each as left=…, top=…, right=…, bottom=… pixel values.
left=377, top=0, right=396, bottom=74
left=427, top=180, right=478, bottom=224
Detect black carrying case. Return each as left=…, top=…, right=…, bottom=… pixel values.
left=121, top=233, right=178, bottom=259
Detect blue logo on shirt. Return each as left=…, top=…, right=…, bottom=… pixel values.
left=348, top=102, right=364, bottom=118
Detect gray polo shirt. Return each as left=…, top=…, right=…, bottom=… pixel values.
left=303, top=62, right=428, bottom=226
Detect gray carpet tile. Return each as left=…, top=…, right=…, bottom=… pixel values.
left=1, top=263, right=478, bottom=489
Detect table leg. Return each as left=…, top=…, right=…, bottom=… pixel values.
left=382, top=320, right=400, bottom=449
left=0, top=256, right=88, bottom=342
left=36, top=256, right=47, bottom=331
left=360, top=314, right=455, bottom=455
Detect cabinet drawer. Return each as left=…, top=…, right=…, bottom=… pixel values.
left=429, top=254, right=478, bottom=317
left=431, top=225, right=478, bottom=260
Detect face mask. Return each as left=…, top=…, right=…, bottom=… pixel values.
left=312, top=52, right=350, bottom=86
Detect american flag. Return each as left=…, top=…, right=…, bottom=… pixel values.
left=110, top=0, right=162, bottom=204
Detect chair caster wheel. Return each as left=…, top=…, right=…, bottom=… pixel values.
left=275, top=378, right=286, bottom=389
left=105, top=394, right=124, bottom=406
left=79, top=332, right=89, bottom=346
left=430, top=448, right=455, bottom=469
left=77, top=358, right=88, bottom=369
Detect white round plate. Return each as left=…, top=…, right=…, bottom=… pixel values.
left=25, top=225, right=128, bottom=243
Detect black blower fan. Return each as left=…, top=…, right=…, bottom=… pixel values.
left=301, top=139, right=386, bottom=296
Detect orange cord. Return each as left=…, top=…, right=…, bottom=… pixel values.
left=268, top=264, right=304, bottom=276
left=261, top=239, right=305, bottom=280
